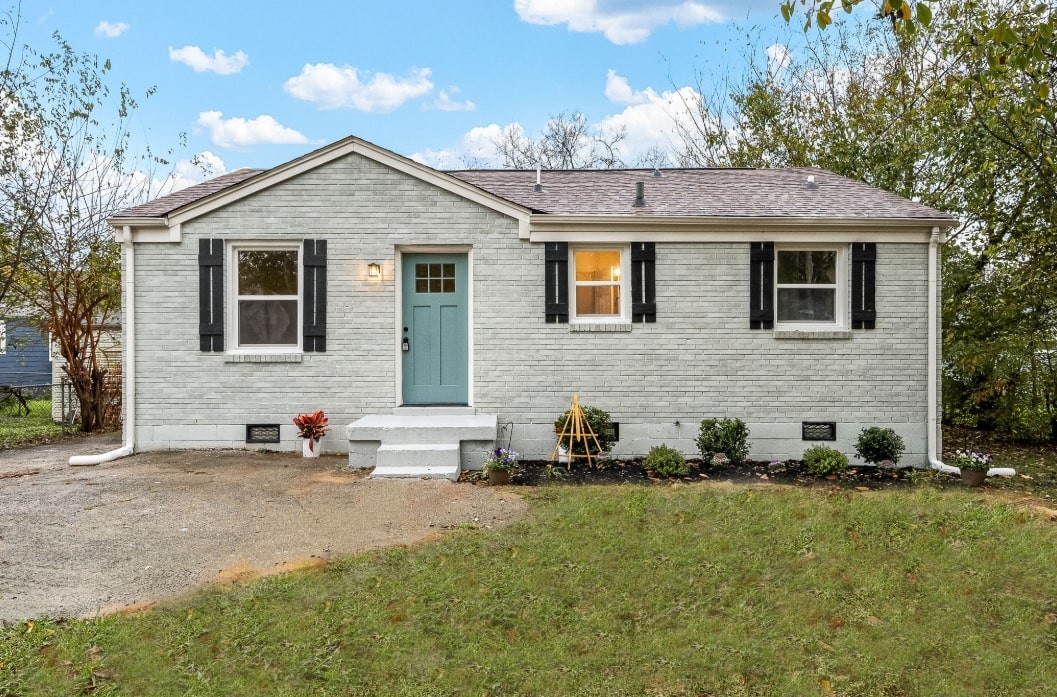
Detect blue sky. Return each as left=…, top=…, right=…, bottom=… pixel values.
left=19, top=1, right=790, bottom=188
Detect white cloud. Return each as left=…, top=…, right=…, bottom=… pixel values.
left=94, top=21, right=129, bottom=38
left=431, top=88, right=476, bottom=112
left=411, top=123, right=508, bottom=169
left=284, top=64, right=433, bottom=112
left=168, top=46, right=250, bottom=75
left=605, top=69, right=655, bottom=105
left=597, top=82, right=702, bottom=162
left=766, top=43, right=791, bottom=78
left=412, top=73, right=705, bottom=169
left=196, top=111, right=309, bottom=148
left=514, top=0, right=724, bottom=44
left=153, top=151, right=229, bottom=195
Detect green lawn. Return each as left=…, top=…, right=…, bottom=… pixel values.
left=3, top=484, right=1056, bottom=695
left=0, top=399, right=68, bottom=448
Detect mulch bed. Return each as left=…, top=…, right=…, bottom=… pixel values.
left=470, top=458, right=922, bottom=489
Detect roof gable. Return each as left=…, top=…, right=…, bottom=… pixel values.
left=110, top=136, right=532, bottom=236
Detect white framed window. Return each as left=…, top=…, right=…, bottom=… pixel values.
left=570, top=246, right=629, bottom=322
left=775, top=245, right=845, bottom=328
left=228, top=243, right=302, bottom=351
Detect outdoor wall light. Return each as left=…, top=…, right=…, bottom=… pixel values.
left=368, top=262, right=381, bottom=279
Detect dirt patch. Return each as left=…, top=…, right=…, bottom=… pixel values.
left=0, top=437, right=527, bottom=623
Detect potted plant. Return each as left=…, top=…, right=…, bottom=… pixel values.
left=293, top=410, right=330, bottom=458
left=483, top=447, right=520, bottom=485
left=950, top=449, right=991, bottom=487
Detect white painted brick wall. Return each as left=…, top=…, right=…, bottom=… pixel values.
left=131, top=153, right=936, bottom=463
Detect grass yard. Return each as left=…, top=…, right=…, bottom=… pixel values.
left=3, top=484, right=1057, bottom=696
left=0, top=399, right=68, bottom=448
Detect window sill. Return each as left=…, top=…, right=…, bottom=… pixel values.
left=570, top=322, right=633, bottom=333
left=224, top=352, right=304, bottom=363
left=773, top=329, right=852, bottom=340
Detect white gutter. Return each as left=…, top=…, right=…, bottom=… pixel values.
left=926, top=228, right=1014, bottom=478
left=70, top=236, right=136, bottom=466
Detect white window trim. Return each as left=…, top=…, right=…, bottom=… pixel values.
left=226, top=241, right=303, bottom=354
left=569, top=244, right=630, bottom=324
left=774, top=244, right=848, bottom=330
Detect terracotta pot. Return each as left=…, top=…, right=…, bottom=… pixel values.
left=302, top=437, right=322, bottom=458
left=960, top=468, right=986, bottom=487
left=487, top=469, right=511, bottom=485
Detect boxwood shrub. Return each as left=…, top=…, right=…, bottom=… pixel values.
left=643, top=444, right=689, bottom=478
left=854, top=427, right=905, bottom=465
left=803, top=444, right=849, bottom=476
left=696, top=418, right=750, bottom=464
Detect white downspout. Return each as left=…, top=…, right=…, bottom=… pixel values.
left=70, top=233, right=136, bottom=466
left=927, top=228, right=1014, bottom=478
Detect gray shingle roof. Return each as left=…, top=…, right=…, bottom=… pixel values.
left=448, top=167, right=953, bottom=220
left=112, top=168, right=264, bottom=219
left=111, top=150, right=952, bottom=223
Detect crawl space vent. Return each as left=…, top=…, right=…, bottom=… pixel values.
left=801, top=422, right=836, bottom=441
left=246, top=424, right=281, bottom=444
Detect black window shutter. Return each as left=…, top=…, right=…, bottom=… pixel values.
left=631, top=242, right=656, bottom=323
left=749, top=242, right=774, bottom=329
left=303, top=239, right=327, bottom=352
left=198, top=239, right=224, bottom=352
left=545, top=242, right=569, bottom=323
left=851, top=242, right=876, bottom=329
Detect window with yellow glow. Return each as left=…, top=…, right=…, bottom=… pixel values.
left=573, top=249, right=624, bottom=318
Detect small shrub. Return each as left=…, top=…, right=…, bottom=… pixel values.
left=643, top=444, right=689, bottom=478
left=697, top=418, right=750, bottom=464
left=555, top=404, right=615, bottom=458
left=855, top=427, right=905, bottom=464
left=803, top=444, right=849, bottom=476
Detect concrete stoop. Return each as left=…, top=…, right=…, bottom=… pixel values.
left=346, top=413, right=497, bottom=480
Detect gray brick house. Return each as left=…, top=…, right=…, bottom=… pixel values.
left=102, top=135, right=953, bottom=478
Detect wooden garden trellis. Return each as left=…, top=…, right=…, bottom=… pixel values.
left=550, top=392, right=603, bottom=468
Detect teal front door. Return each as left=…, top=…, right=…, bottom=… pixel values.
left=401, top=253, right=469, bottom=405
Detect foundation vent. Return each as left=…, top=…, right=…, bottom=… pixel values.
left=246, top=424, right=281, bottom=444
left=801, top=422, right=836, bottom=441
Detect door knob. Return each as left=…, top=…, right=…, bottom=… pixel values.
left=401, top=338, right=410, bottom=352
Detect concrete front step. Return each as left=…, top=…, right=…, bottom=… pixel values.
left=370, top=464, right=461, bottom=480
left=376, top=442, right=460, bottom=468
left=347, top=413, right=498, bottom=479
left=347, top=414, right=497, bottom=444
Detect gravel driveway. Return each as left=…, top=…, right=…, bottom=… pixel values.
left=0, top=435, right=527, bottom=622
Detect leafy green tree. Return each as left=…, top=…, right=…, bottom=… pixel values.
left=682, top=1, right=1057, bottom=438
left=2, top=9, right=166, bottom=430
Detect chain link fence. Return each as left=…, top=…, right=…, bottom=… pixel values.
left=0, top=372, right=121, bottom=435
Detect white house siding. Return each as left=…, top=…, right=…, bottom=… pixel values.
left=131, top=152, right=933, bottom=463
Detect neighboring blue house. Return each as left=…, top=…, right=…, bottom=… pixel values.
left=0, top=318, right=51, bottom=387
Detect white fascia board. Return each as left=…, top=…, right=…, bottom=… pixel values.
left=166, top=136, right=531, bottom=230
left=111, top=221, right=180, bottom=243
left=528, top=214, right=956, bottom=243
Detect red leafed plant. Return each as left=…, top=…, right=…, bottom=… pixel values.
left=293, top=410, right=330, bottom=449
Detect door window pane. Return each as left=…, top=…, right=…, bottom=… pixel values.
left=414, top=261, right=456, bottom=294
